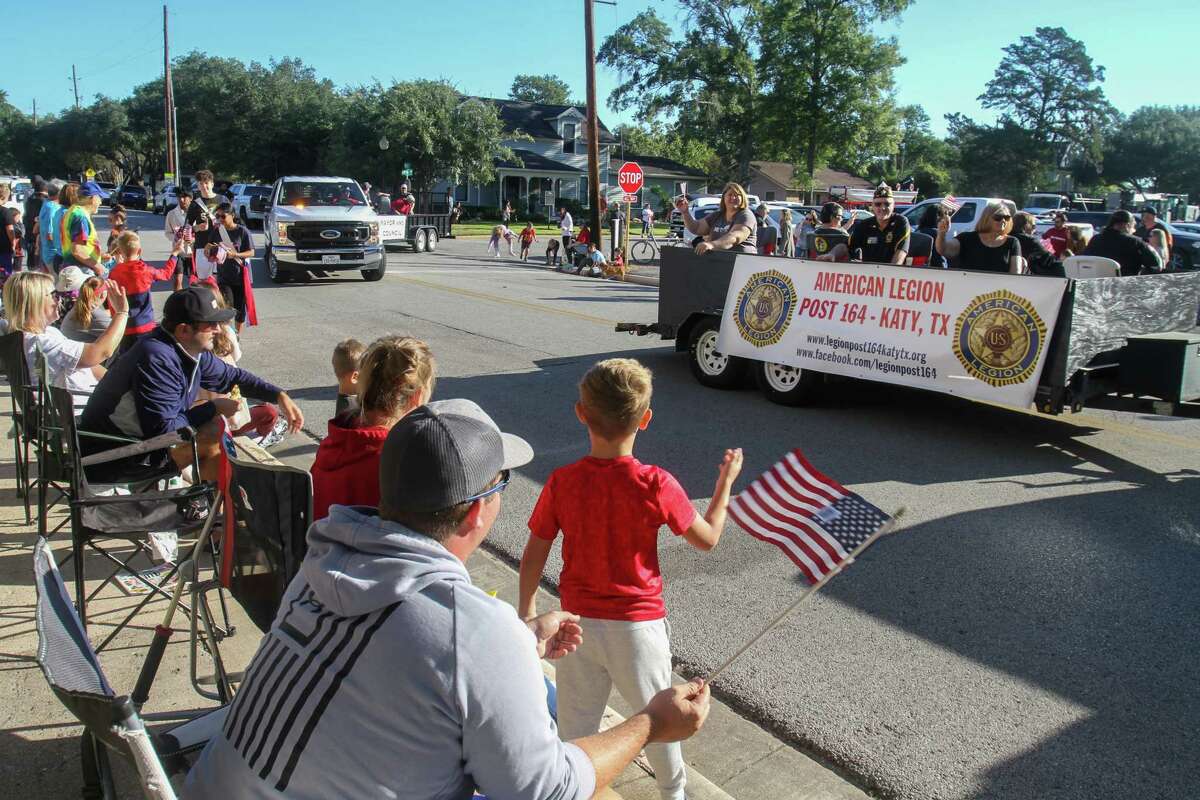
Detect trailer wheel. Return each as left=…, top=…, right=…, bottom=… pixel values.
left=425, top=229, right=438, bottom=252
left=412, top=229, right=428, bottom=253
left=687, top=317, right=745, bottom=389
left=756, top=361, right=822, bottom=406
left=362, top=252, right=387, bottom=282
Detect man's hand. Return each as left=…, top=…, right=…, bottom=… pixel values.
left=527, top=610, right=583, bottom=660
left=694, top=240, right=714, bottom=256
left=642, top=681, right=711, bottom=743
left=276, top=391, right=304, bottom=434
left=212, top=397, right=241, bottom=418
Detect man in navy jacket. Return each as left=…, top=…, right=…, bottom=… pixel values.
left=80, top=287, right=303, bottom=483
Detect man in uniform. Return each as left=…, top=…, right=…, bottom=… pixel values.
left=810, top=202, right=849, bottom=260
left=845, top=185, right=911, bottom=264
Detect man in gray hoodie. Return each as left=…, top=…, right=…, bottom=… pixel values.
left=186, top=398, right=710, bottom=799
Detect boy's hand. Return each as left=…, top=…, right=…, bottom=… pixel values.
left=718, top=448, right=744, bottom=487
left=527, top=611, right=583, bottom=660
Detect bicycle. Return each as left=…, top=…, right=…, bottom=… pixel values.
left=630, top=228, right=684, bottom=265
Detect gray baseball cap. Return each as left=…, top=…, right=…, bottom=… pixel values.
left=379, top=399, right=533, bottom=514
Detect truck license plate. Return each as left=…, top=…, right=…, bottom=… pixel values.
left=321, top=254, right=339, bottom=265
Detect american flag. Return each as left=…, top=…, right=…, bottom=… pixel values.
left=728, top=449, right=892, bottom=585
left=940, top=194, right=959, bottom=211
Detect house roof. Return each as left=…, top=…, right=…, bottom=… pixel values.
left=480, top=98, right=618, bottom=144
left=496, top=149, right=584, bottom=173
left=748, top=161, right=873, bottom=192
left=611, top=153, right=708, bottom=179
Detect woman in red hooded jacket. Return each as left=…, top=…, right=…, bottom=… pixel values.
left=310, top=336, right=436, bottom=520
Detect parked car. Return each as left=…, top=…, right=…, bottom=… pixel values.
left=228, top=183, right=272, bottom=227
left=116, top=184, right=149, bottom=209
left=96, top=181, right=118, bottom=206
left=902, top=197, right=1015, bottom=238
left=153, top=184, right=180, bottom=215
left=1165, top=222, right=1200, bottom=271
left=1065, top=210, right=1112, bottom=231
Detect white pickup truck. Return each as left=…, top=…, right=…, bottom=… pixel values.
left=262, top=176, right=387, bottom=283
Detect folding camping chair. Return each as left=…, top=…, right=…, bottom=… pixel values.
left=34, top=535, right=228, bottom=800
left=44, top=385, right=228, bottom=653
left=191, top=451, right=313, bottom=702
left=0, top=331, right=37, bottom=523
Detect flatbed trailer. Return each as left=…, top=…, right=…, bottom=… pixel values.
left=378, top=212, right=452, bottom=253
left=619, top=247, right=1200, bottom=415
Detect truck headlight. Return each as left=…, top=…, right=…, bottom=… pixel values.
left=1191, top=240, right=1200, bottom=251
left=276, top=222, right=291, bottom=246
left=367, top=222, right=380, bottom=245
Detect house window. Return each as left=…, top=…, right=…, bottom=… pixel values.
left=765, top=191, right=776, bottom=201
left=579, top=176, right=589, bottom=205
left=562, top=122, right=576, bottom=154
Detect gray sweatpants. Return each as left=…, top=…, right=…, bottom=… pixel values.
left=555, top=617, right=685, bottom=800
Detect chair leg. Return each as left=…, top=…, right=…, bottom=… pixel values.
left=206, top=532, right=235, bottom=636
left=21, top=435, right=32, bottom=524
left=73, top=533, right=87, bottom=629
left=79, top=731, right=117, bottom=800
left=92, top=551, right=193, bottom=654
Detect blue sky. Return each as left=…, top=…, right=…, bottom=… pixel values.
left=2, top=1, right=1194, bottom=138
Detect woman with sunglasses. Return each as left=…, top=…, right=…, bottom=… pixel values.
left=936, top=201, right=1023, bottom=274
left=311, top=335, right=437, bottom=521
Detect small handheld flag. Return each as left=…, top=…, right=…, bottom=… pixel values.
left=940, top=194, right=959, bottom=212
left=728, top=449, right=892, bottom=585
left=707, top=450, right=904, bottom=684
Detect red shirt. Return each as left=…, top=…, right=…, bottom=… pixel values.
left=1041, top=226, right=1069, bottom=257
left=311, top=412, right=390, bottom=520
left=576, top=229, right=591, bottom=245
left=528, top=456, right=696, bottom=621
left=390, top=196, right=414, bottom=215
left=520, top=228, right=536, bottom=244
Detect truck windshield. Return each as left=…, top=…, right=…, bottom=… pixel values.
left=279, top=181, right=366, bottom=207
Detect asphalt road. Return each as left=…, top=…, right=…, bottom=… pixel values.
left=125, top=209, right=1200, bottom=800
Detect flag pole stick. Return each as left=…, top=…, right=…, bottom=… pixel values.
left=704, top=507, right=906, bottom=685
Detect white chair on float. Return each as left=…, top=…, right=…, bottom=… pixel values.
left=1062, top=255, right=1120, bottom=279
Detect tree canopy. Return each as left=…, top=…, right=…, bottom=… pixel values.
left=509, top=74, right=572, bottom=105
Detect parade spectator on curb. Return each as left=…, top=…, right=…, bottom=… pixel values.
left=1041, top=212, right=1070, bottom=258
left=23, top=177, right=47, bottom=268
left=183, top=170, right=222, bottom=290
left=546, top=237, right=562, bottom=267
left=1011, top=213, right=1059, bottom=276
left=3, top=271, right=129, bottom=413
left=916, top=205, right=948, bottom=269
left=211, top=203, right=255, bottom=332
left=38, top=180, right=63, bottom=272
left=778, top=209, right=796, bottom=258
left=59, top=181, right=109, bottom=276
left=79, top=286, right=302, bottom=484
left=391, top=182, right=416, bottom=215
left=936, top=201, right=1023, bottom=274
left=332, top=338, right=365, bottom=417
left=487, top=225, right=505, bottom=258
left=108, top=230, right=184, bottom=348
left=584, top=241, right=607, bottom=277
left=311, top=336, right=435, bottom=520
left=841, top=185, right=910, bottom=265
left=1135, top=206, right=1172, bottom=266
left=519, top=358, right=739, bottom=800
left=641, top=203, right=655, bottom=236
left=105, top=204, right=128, bottom=256
left=676, top=182, right=758, bottom=255
left=559, top=206, right=574, bottom=255
left=186, top=394, right=710, bottom=800
left=1083, top=210, right=1162, bottom=277
left=519, top=221, right=537, bottom=261
left=61, top=276, right=113, bottom=344
left=166, top=186, right=195, bottom=287
left=0, top=184, right=20, bottom=276
left=54, top=266, right=87, bottom=320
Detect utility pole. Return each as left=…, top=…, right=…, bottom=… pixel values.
left=584, top=0, right=614, bottom=253
left=71, top=65, right=80, bottom=109
left=163, top=4, right=175, bottom=180
left=32, top=99, right=37, bottom=126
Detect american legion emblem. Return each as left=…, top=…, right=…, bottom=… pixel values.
left=952, top=289, right=1047, bottom=387
left=733, top=269, right=798, bottom=347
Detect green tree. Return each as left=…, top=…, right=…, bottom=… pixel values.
left=614, top=122, right=719, bottom=175
left=1104, top=106, right=1200, bottom=199
left=979, top=26, right=1116, bottom=168
left=891, top=105, right=956, bottom=197
left=760, top=0, right=909, bottom=182
left=946, top=113, right=1053, bottom=201
left=0, top=91, right=24, bottom=172
left=599, top=1, right=765, bottom=183
left=509, top=74, right=572, bottom=105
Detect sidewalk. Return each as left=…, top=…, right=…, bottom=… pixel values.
left=0, top=380, right=871, bottom=799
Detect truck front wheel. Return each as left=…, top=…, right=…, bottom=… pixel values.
left=362, top=252, right=387, bottom=282
left=756, top=361, right=823, bottom=406
left=687, top=317, right=746, bottom=389
left=266, top=245, right=292, bottom=284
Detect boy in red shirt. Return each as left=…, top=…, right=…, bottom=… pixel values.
left=519, top=358, right=742, bottom=800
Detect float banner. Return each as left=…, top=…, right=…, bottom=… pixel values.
left=377, top=215, right=407, bottom=242
left=716, top=256, right=1069, bottom=408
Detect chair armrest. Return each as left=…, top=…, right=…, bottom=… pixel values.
left=80, top=432, right=185, bottom=467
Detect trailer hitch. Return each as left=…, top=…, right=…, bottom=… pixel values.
left=615, top=322, right=661, bottom=336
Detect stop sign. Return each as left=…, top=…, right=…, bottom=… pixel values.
left=618, top=162, right=644, bottom=195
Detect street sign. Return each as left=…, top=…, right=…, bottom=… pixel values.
left=623, top=193, right=639, bottom=204
left=85, top=168, right=96, bottom=179
left=618, top=161, right=644, bottom=196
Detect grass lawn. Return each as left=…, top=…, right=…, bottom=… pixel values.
left=451, top=219, right=673, bottom=238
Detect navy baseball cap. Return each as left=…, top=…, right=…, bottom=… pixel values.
left=79, top=180, right=110, bottom=199
left=162, top=287, right=236, bottom=329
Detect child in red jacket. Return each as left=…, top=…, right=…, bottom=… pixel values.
left=107, top=230, right=182, bottom=344
left=310, top=336, right=436, bottom=520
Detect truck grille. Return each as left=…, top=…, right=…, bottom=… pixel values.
left=287, top=222, right=370, bottom=247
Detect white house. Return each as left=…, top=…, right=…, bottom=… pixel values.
left=445, top=99, right=618, bottom=216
